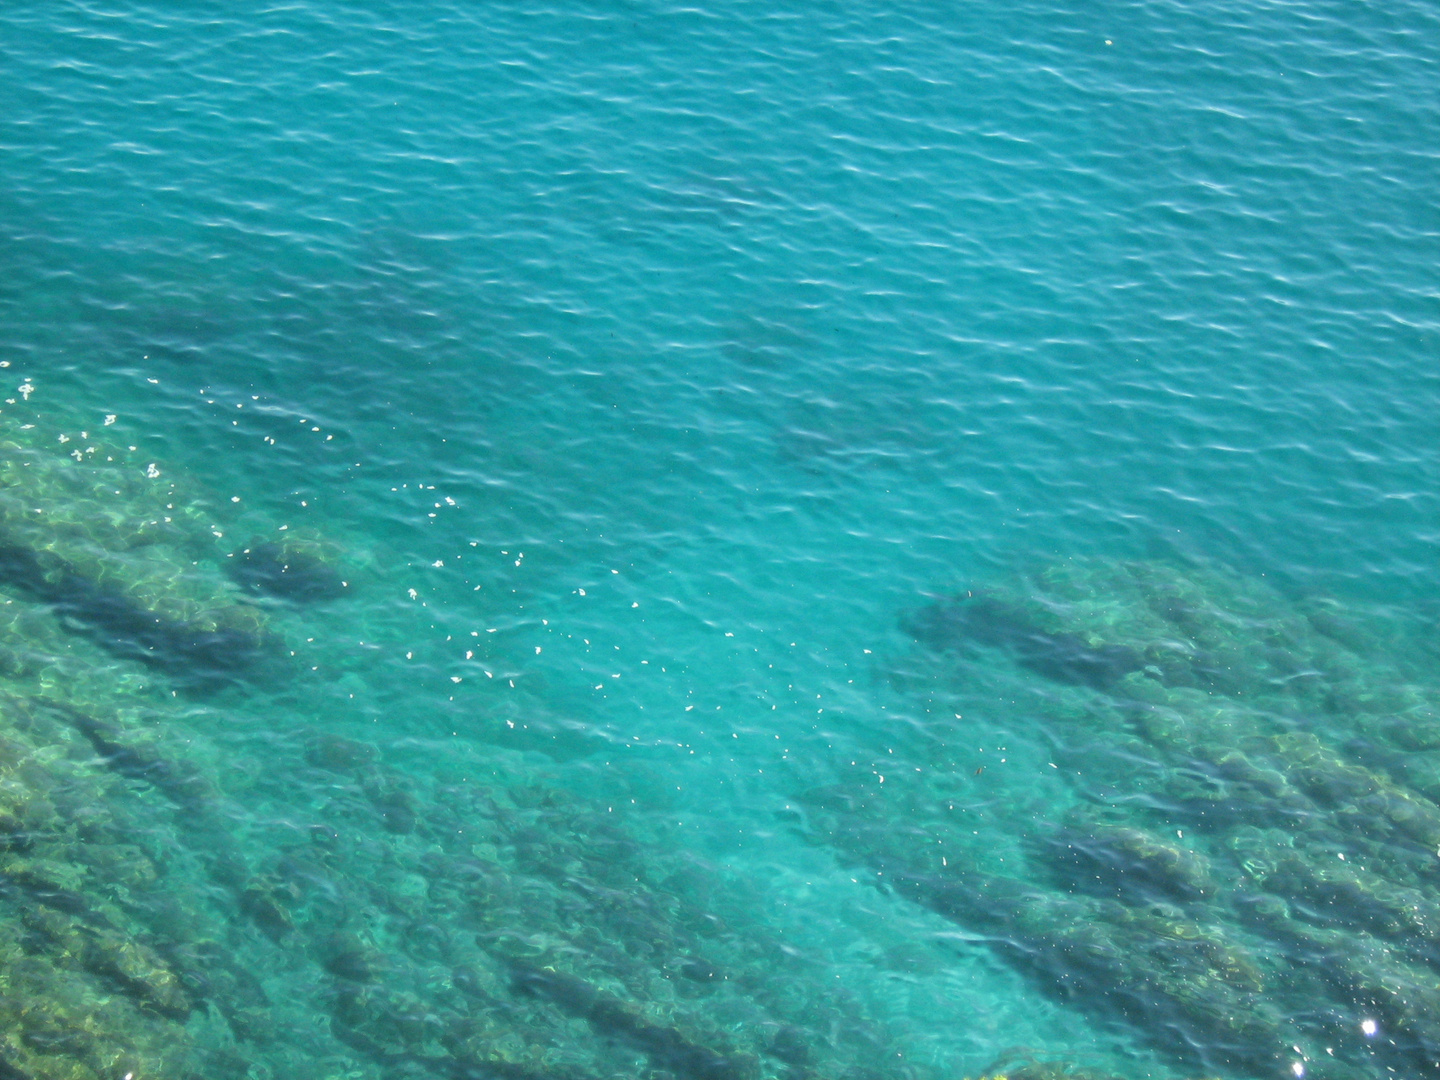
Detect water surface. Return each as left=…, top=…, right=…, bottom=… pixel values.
left=0, top=2, right=1437, bottom=1078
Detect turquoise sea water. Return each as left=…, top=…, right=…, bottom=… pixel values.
left=1, top=2, right=1437, bottom=1079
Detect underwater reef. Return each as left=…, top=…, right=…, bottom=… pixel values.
left=800, top=557, right=1440, bottom=1080
left=0, top=677, right=923, bottom=1080
left=0, top=414, right=277, bottom=689
left=13, top=394, right=1440, bottom=1079
left=0, top=407, right=928, bottom=1080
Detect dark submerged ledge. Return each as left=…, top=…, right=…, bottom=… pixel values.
left=0, top=541, right=269, bottom=689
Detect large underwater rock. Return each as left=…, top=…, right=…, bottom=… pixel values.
left=227, top=536, right=350, bottom=603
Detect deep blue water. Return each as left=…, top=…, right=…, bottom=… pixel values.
left=0, top=3, right=1437, bottom=1079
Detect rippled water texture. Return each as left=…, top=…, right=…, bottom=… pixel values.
left=0, top=2, right=1437, bottom=1079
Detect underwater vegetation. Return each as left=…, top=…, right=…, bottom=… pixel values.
left=0, top=405, right=928, bottom=1080
left=801, top=557, right=1440, bottom=1080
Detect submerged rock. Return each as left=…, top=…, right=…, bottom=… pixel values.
left=509, top=959, right=759, bottom=1080
left=809, top=556, right=1440, bottom=1079
left=320, top=931, right=387, bottom=982
left=0, top=542, right=268, bottom=687
left=902, top=594, right=1145, bottom=690
left=303, top=732, right=378, bottom=771
left=0, top=417, right=284, bottom=693
left=1040, top=821, right=1215, bottom=902
left=228, top=538, right=349, bottom=603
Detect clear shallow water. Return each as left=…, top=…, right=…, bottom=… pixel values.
left=0, top=2, right=1437, bottom=1079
